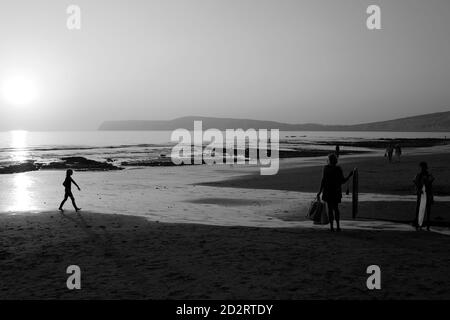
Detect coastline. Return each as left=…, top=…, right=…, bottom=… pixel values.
left=2, top=150, right=450, bottom=227
left=1, top=137, right=448, bottom=174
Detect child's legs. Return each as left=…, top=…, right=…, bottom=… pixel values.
left=59, top=194, right=69, bottom=208
left=69, top=194, right=78, bottom=209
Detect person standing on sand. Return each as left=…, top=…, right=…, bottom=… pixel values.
left=335, top=145, right=340, bottom=158
left=385, top=144, right=394, bottom=163
left=413, top=162, right=434, bottom=231
left=59, top=169, right=81, bottom=212
left=394, top=144, right=402, bottom=161
left=317, top=153, right=353, bottom=232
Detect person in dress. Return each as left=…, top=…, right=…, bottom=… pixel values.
left=317, top=153, right=353, bottom=232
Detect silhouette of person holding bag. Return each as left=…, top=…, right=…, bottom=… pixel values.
left=317, top=153, right=353, bottom=232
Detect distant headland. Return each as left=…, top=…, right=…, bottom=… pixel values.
left=99, top=111, right=450, bottom=132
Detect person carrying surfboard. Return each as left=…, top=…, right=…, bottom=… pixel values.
left=316, top=153, right=353, bottom=232
left=413, top=162, right=434, bottom=231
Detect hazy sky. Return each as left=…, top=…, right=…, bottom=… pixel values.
left=0, top=0, right=449, bottom=130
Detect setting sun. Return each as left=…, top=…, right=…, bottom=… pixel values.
left=1, top=75, right=38, bottom=105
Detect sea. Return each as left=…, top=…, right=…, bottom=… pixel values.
left=0, top=130, right=449, bottom=168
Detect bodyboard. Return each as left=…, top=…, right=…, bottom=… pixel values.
left=418, top=185, right=427, bottom=227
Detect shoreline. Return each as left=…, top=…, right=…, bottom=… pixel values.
left=2, top=137, right=448, bottom=174
left=0, top=149, right=366, bottom=174
left=2, top=151, right=450, bottom=228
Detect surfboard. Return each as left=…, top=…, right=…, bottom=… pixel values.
left=352, top=168, right=358, bottom=219
left=417, top=185, right=427, bottom=227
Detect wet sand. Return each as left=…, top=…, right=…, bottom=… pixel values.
left=200, top=152, right=450, bottom=225
left=1, top=211, right=450, bottom=299
left=201, top=152, right=450, bottom=196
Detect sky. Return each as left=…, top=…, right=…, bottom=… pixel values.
left=0, top=0, right=449, bottom=130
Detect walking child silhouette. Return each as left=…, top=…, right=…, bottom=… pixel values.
left=59, top=169, right=81, bottom=212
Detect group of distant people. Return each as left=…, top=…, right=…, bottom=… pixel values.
left=385, top=143, right=402, bottom=162
left=316, top=150, right=434, bottom=232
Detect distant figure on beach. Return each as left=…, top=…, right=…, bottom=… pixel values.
left=394, top=144, right=402, bottom=161
left=413, top=162, right=434, bottom=231
left=59, top=169, right=81, bottom=212
left=317, top=153, right=353, bottom=232
left=385, top=144, right=394, bottom=163
left=335, top=145, right=340, bottom=158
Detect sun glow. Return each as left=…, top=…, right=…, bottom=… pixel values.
left=2, top=75, right=38, bottom=105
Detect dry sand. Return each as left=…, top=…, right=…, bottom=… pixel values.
left=1, top=211, right=449, bottom=300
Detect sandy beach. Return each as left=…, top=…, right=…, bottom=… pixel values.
left=1, top=211, right=450, bottom=300
left=1, top=150, right=450, bottom=299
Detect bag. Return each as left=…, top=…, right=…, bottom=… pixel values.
left=318, top=204, right=329, bottom=225
left=307, top=199, right=320, bottom=219
left=308, top=200, right=324, bottom=224
left=308, top=199, right=329, bottom=225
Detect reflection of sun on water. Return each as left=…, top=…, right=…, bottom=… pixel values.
left=10, top=130, right=29, bottom=162
left=5, top=131, right=36, bottom=212
left=7, top=173, right=37, bottom=212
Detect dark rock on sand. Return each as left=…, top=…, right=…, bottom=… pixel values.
left=0, top=161, right=39, bottom=174
left=120, top=148, right=367, bottom=168
left=121, top=158, right=179, bottom=167
left=41, top=157, right=122, bottom=171
left=277, top=149, right=366, bottom=158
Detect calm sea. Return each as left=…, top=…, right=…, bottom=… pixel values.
left=0, top=130, right=448, bottom=167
